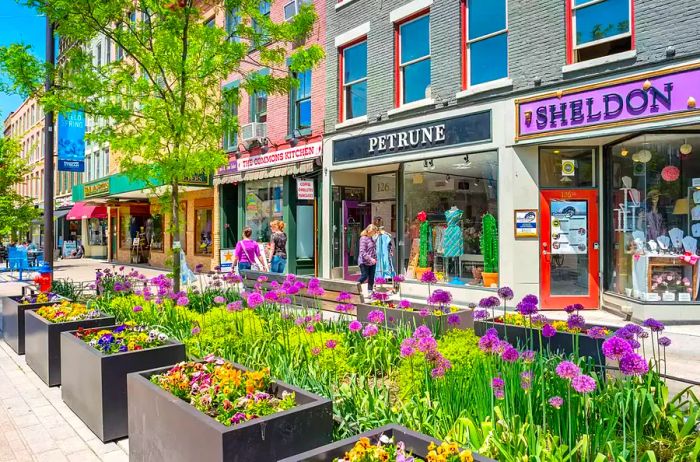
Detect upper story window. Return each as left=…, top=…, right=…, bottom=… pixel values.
left=340, top=40, right=367, bottom=122
left=253, top=1, right=271, bottom=37
left=223, top=85, right=238, bottom=151
left=284, top=0, right=310, bottom=20
left=96, top=43, right=102, bottom=67
left=225, top=8, right=240, bottom=42
left=250, top=91, right=268, bottom=123
left=291, top=70, right=312, bottom=132
left=106, top=38, right=112, bottom=63
left=464, top=0, right=508, bottom=87
left=397, top=13, right=431, bottom=106
left=205, top=17, right=215, bottom=28
left=568, top=0, right=633, bottom=63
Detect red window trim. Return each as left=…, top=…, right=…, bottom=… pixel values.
left=565, top=0, right=635, bottom=65
left=394, top=8, right=430, bottom=108
left=460, top=1, right=467, bottom=90
left=337, top=36, right=367, bottom=123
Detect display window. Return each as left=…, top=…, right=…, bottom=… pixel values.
left=195, top=209, right=213, bottom=255
left=244, top=178, right=283, bottom=243
left=401, top=151, right=498, bottom=285
left=87, top=218, right=107, bottom=246
left=607, top=133, right=700, bottom=303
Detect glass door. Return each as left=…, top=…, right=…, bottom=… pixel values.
left=540, top=189, right=600, bottom=309
left=342, top=200, right=370, bottom=280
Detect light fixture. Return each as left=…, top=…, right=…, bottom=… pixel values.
left=289, top=129, right=302, bottom=148
left=553, top=149, right=560, bottom=154
left=429, top=159, right=435, bottom=170
left=620, top=148, right=629, bottom=157
left=632, top=149, right=652, bottom=163
left=237, top=143, right=247, bottom=153
left=680, top=140, right=693, bottom=155
left=473, top=178, right=479, bottom=187
left=452, top=155, right=472, bottom=169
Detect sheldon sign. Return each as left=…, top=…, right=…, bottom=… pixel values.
left=516, top=64, right=700, bottom=140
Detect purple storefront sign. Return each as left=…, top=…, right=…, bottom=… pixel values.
left=516, top=64, right=700, bottom=140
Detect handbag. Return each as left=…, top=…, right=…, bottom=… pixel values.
left=241, top=241, right=265, bottom=272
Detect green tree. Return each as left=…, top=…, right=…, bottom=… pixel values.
left=0, top=0, right=323, bottom=289
left=0, top=137, right=40, bottom=238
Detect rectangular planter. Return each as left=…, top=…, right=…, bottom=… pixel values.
left=24, top=310, right=115, bottom=386
left=60, top=328, right=186, bottom=442
left=1, top=295, right=67, bottom=355
left=357, top=303, right=473, bottom=334
left=279, top=424, right=496, bottom=462
left=127, top=362, right=334, bottom=462
left=474, top=320, right=609, bottom=366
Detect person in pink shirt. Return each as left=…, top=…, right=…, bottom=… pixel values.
left=232, top=227, right=267, bottom=273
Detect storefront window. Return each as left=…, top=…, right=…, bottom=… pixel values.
left=402, top=152, right=498, bottom=285
left=195, top=209, right=213, bottom=255
left=540, top=147, right=595, bottom=188
left=147, top=214, right=164, bottom=251
left=245, top=178, right=283, bottom=243
left=296, top=205, right=314, bottom=259
left=608, top=133, right=700, bottom=303
left=87, top=218, right=107, bottom=246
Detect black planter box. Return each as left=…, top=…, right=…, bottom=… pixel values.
left=357, top=303, right=473, bottom=334
left=127, top=362, right=334, bottom=462
left=1, top=295, right=67, bottom=355
left=474, top=320, right=610, bottom=365
left=278, top=424, right=496, bottom=462
left=24, top=310, right=115, bottom=386
left=60, top=328, right=186, bottom=442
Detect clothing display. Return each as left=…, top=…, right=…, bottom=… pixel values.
left=375, top=232, right=395, bottom=279
left=433, top=225, right=446, bottom=255
left=443, top=207, right=464, bottom=257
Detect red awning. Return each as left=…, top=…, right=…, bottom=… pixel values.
left=66, top=202, right=108, bottom=220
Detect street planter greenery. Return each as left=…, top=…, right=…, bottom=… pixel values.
left=278, top=424, right=495, bottom=462
left=60, top=324, right=185, bottom=442
left=356, top=302, right=473, bottom=334
left=127, top=359, right=333, bottom=462
left=1, top=293, right=66, bottom=355
left=24, top=304, right=115, bottom=386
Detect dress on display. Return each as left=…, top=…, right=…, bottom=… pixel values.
left=443, top=208, right=464, bottom=257
left=375, top=232, right=395, bottom=279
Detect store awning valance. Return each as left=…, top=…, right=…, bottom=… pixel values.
left=215, top=161, right=316, bottom=185
left=67, top=202, right=108, bottom=221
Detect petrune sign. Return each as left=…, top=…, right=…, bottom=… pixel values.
left=333, top=111, right=491, bottom=163
left=516, top=64, right=700, bottom=140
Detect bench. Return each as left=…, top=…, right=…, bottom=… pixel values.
left=240, top=270, right=363, bottom=314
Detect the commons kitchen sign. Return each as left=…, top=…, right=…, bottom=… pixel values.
left=516, top=63, right=700, bottom=140
left=333, top=111, right=491, bottom=163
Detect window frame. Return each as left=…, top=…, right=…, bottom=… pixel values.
left=194, top=207, right=213, bottom=256
left=566, top=0, right=635, bottom=65
left=225, top=8, right=240, bottom=42
left=338, top=37, right=368, bottom=123
left=394, top=11, right=431, bottom=108
left=223, top=84, right=238, bottom=152
left=250, top=90, right=268, bottom=124
left=290, top=69, right=312, bottom=133
left=460, top=0, right=509, bottom=90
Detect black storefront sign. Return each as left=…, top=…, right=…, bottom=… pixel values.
left=333, top=110, right=491, bottom=163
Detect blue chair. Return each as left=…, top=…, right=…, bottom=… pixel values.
left=7, top=247, right=31, bottom=281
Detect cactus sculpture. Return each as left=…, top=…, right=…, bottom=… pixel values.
left=480, top=213, right=499, bottom=274
left=418, top=213, right=430, bottom=268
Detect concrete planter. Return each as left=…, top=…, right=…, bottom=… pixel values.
left=474, top=320, right=610, bottom=366
left=279, top=424, right=496, bottom=462
left=24, top=310, right=115, bottom=386
left=127, top=362, right=333, bottom=462
left=1, top=295, right=67, bottom=355
left=356, top=303, right=473, bottom=333
left=60, top=328, right=186, bottom=442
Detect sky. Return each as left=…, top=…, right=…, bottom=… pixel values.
left=0, top=0, right=45, bottom=121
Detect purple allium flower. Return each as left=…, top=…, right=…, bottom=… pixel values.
left=394, top=274, right=405, bottom=283
left=522, top=294, right=539, bottom=305
left=619, top=352, right=649, bottom=376
left=213, top=296, right=225, bottom=304
left=555, top=360, right=581, bottom=380
left=398, top=299, right=411, bottom=309
left=627, top=338, right=641, bottom=350
left=400, top=338, right=416, bottom=358
left=564, top=304, right=576, bottom=314
left=348, top=320, right=362, bottom=332
left=494, top=388, right=505, bottom=400
left=427, top=289, right=453, bottom=306
left=305, top=324, right=315, bottom=333
left=246, top=292, right=265, bottom=309
left=501, top=346, right=520, bottom=362
left=413, top=325, right=433, bottom=339
left=658, top=336, right=672, bottom=347
left=639, top=331, right=649, bottom=339
left=420, top=270, right=437, bottom=284
left=542, top=323, right=557, bottom=338
left=549, top=396, right=564, bottom=409
left=602, top=336, right=633, bottom=360
left=362, top=324, right=378, bottom=337
left=264, top=291, right=279, bottom=302
left=643, top=318, right=665, bottom=333
left=419, top=308, right=430, bottom=317
left=367, top=310, right=385, bottom=324
left=520, top=371, right=533, bottom=391
left=336, top=292, right=352, bottom=302
left=478, top=297, right=498, bottom=309
left=133, top=305, right=143, bottom=313
left=587, top=326, right=608, bottom=340
left=478, top=334, right=499, bottom=353
left=375, top=277, right=387, bottom=285
left=521, top=350, right=536, bottom=363
left=447, top=314, right=461, bottom=326
left=624, top=323, right=645, bottom=336
left=371, top=291, right=390, bottom=303
left=491, top=377, right=505, bottom=389
left=307, top=286, right=326, bottom=297
left=474, top=309, right=489, bottom=320
left=567, top=314, right=586, bottom=331
left=615, top=325, right=635, bottom=341
left=497, top=286, right=514, bottom=300
left=336, top=303, right=353, bottom=313
left=571, top=374, right=597, bottom=394
left=176, top=296, right=189, bottom=306
left=191, top=325, right=200, bottom=335
left=227, top=301, right=243, bottom=312
left=325, top=339, right=338, bottom=350
left=416, top=336, right=438, bottom=353
left=516, top=301, right=538, bottom=316
left=310, top=347, right=321, bottom=356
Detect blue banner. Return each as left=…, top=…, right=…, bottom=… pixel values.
left=57, top=110, right=85, bottom=172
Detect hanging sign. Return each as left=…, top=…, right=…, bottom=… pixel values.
left=514, top=210, right=538, bottom=238
left=297, top=179, right=315, bottom=200
left=57, top=110, right=86, bottom=172
left=561, top=160, right=576, bottom=177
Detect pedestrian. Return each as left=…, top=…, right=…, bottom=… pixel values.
left=268, top=220, right=287, bottom=274
left=232, top=227, right=267, bottom=273
left=358, top=224, right=378, bottom=293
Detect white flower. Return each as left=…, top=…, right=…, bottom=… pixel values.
left=379, top=435, right=393, bottom=444
left=157, top=333, right=167, bottom=341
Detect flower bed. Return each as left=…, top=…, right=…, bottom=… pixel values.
left=24, top=305, right=114, bottom=386
left=127, top=358, right=333, bottom=462
left=60, top=325, right=185, bottom=442
left=1, top=293, right=67, bottom=355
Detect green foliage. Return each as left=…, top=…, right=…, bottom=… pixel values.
left=480, top=213, right=498, bottom=273
left=0, top=137, right=40, bottom=236
left=51, top=278, right=85, bottom=302
left=418, top=220, right=430, bottom=268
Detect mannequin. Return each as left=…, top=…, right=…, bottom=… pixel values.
left=375, top=226, right=395, bottom=279
left=443, top=206, right=464, bottom=281
left=645, top=191, right=665, bottom=240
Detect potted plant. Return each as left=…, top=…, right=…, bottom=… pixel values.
left=278, top=424, right=495, bottom=462
left=127, top=358, right=333, bottom=462
left=479, top=213, right=499, bottom=288
left=24, top=301, right=115, bottom=386
left=2, top=289, right=66, bottom=355
left=60, top=323, right=185, bottom=442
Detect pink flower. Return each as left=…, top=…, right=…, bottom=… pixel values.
left=555, top=360, right=581, bottom=380
left=362, top=324, right=378, bottom=337
left=571, top=374, right=596, bottom=394
left=348, top=320, right=362, bottom=332
left=325, top=339, right=338, bottom=350
left=542, top=323, right=557, bottom=338
left=548, top=396, right=564, bottom=409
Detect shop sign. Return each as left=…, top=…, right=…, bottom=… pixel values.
left=182, top=173, right=210, bottom=185
left=219, top=248, right=235, bottom=273
left=218, top=142, right=323, bottom=175
left=84, top=179, right=110, bottom=198
left=517, top=64, right=700, bottom=140
left=296, top=179, right=315, bottom=200
left=333, top=111, right=491, bottom=163
left=514, top=209, right=538, bottom=238
left=561, top=160, right=575, bottom=177
left=57, top=110, right=86, bottom=172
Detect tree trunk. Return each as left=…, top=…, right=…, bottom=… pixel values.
left=171, top=181, right=181, bottom=292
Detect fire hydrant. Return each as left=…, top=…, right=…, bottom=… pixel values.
left=33, top=263, right=53, bottom=293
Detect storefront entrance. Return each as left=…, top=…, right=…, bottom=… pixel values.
left=540, top=189, right=600, bottom=309
left=341, top=200, right=370, bottom=280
